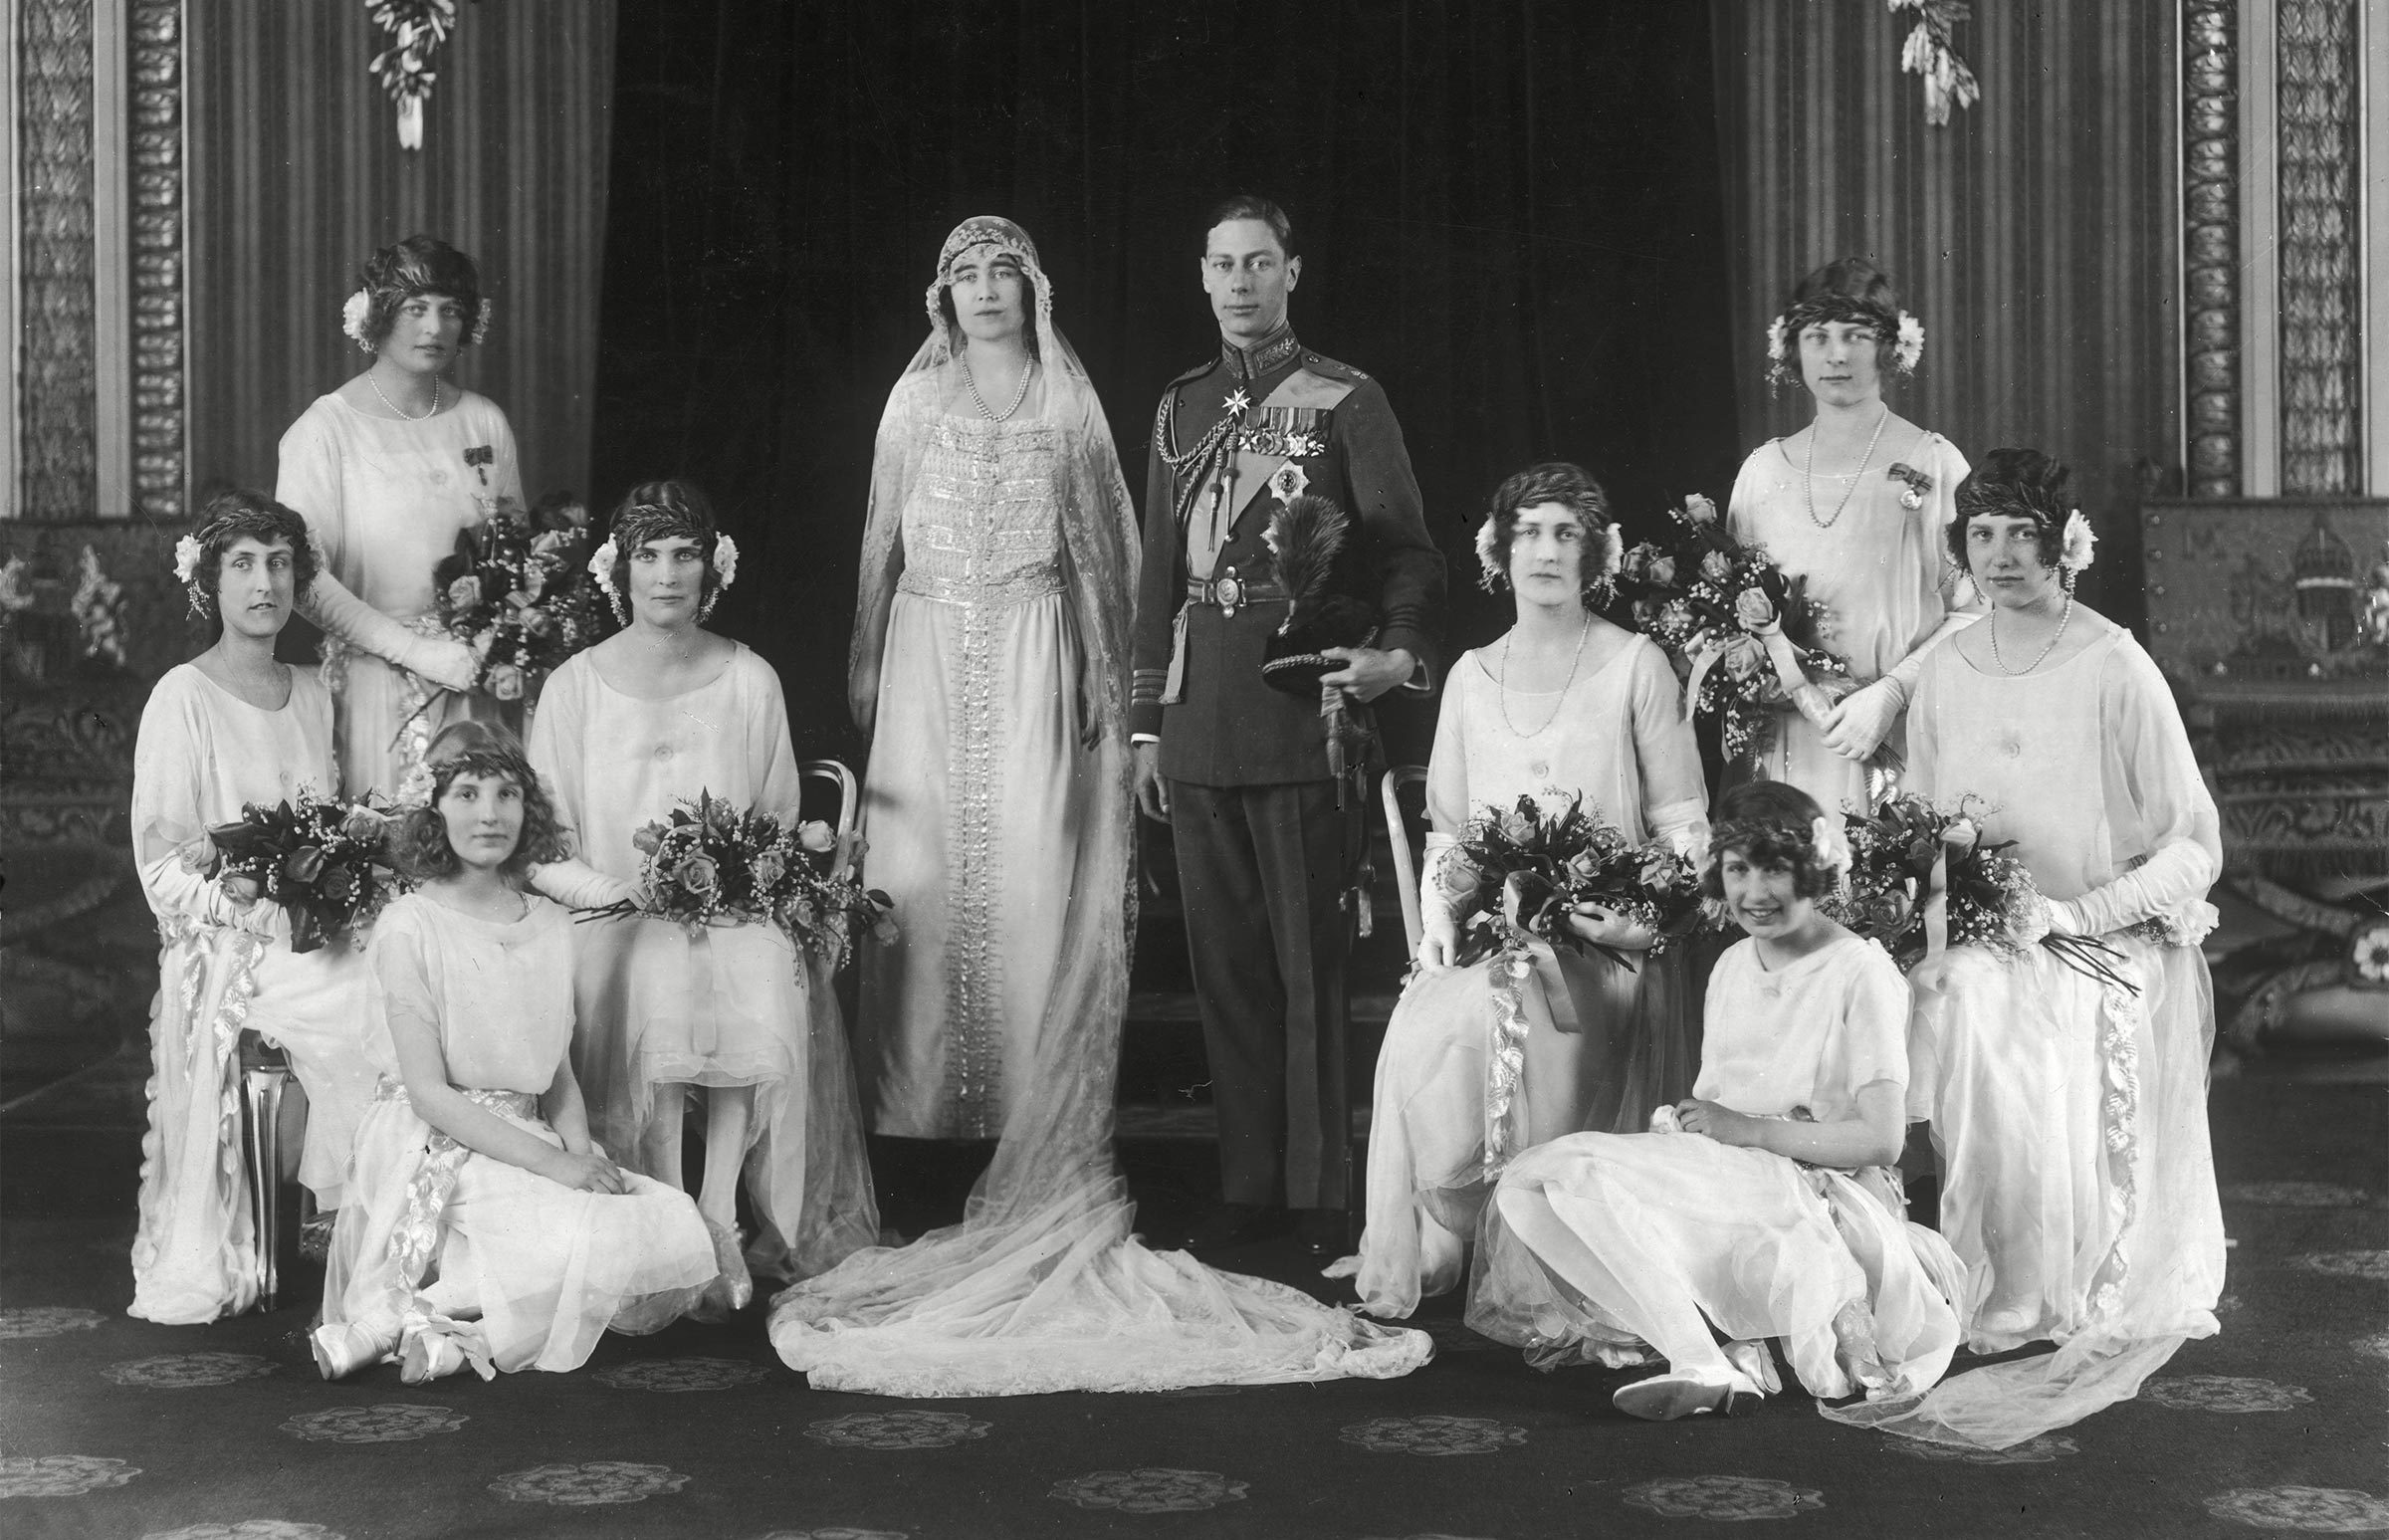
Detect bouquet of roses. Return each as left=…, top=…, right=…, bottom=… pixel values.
left=1831, top=792, right=2131, bottom=988
left=588, top=791, right=896, bottom=970
left=430, top=492, right=607, bottom=707
left=182, top=791, right=405, bottom=953
left=1443, top=792, right=1706, bottom=972
left=1613, top=492, right=1855, bottom=767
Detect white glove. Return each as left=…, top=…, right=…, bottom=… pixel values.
left=304, top=572, right=480, bottom=692
left=528, top=859, right=642, bottom=910
left=1820, top=677, right=1907, bottom=761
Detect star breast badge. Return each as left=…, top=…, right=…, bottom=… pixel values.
left=1225, top=387, right=1252, bottom=417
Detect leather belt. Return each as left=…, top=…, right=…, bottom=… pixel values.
left=1184, top=566, right=1286, bottom=620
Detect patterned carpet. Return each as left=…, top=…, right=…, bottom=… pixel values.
left=2, top=1078, right=2383, bottom=1540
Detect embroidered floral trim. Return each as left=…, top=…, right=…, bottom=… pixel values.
left=1480, top=943, right=1535, bottom=1180
left=2083, top=979, right=2145, bottom=1319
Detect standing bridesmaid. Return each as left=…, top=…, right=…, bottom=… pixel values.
left=276, top=234, right=521, bottom=796
left=1724, top=257, right=1974, bottom=813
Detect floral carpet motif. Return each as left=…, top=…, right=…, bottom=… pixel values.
left=2223, top=1182, right=2374, bottom=1208
left=278, top=1405, right=468, bottom=1442
left=2144, top=1375, right=2315, bottom=1413
left=2202, top=1486, right=2389, bottom=1532
left=751, top=1529, right=910, bottom=1540
left=802, top=1411, right=991, bottom=1449
left=1622, top=1475, right=1827, bottom=1521
left=1338, top=1416, right=1528, bottom=1455
left=0, top=1304, right=106, bottom=1338
left=102, top=1352, right=278, bottom=1388
left=487, top=1461, right=691, bottom=1506
left=0, top=1453, right=141, bottom=1497
left=594, top=1356, right=771, bottom=1392
left=1883, top=1433, right=2079, bottom=1463
left=2355, top=1330, right=2389, bottom=1364
left=139, top=1524, right=345, bottom=1540
left=2293, top=1250, right=2389, bottom=1281
left=1047, top=1469, right=1248, bottom=1513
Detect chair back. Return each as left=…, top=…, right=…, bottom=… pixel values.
left=800, top=760, right=861, bottom=879
left=1381, top=766, right=1429, bottom=957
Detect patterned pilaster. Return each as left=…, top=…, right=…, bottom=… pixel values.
left=2275, top=0, right=2361, bottom=496
left=2183, top=0, right=2241, bottom=499
left=128, top=0, right=184, bottom=518
left=18, top=0, right=98, bottom=520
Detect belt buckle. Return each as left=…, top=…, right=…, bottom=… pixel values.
left=1214, top=567, right=1243, bottom=618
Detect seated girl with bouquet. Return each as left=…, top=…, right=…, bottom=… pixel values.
left=129, top=490, right=380, bottom=1324
left=528, top=480, right=877, bottom=1319
left=1471, top=780, right=1962, bottom=1422
left=313, top=725, right=717, bottom=1381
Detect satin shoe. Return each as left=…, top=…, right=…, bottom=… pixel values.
left=1612, top=1369, right=1762, bottom=1422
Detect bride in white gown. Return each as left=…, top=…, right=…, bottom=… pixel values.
left=764, top=217, right=1429, bottom=1395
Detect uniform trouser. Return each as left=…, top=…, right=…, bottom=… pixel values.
left=1169, top=777, right=1352, bottom=1210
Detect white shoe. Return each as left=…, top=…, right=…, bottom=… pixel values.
left=1612, top=1369, right=1762, bottom=1422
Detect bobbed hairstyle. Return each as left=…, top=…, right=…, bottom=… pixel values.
left=934, top=265, right=1043, bottom=360
left=1949, top=447, right=2073, bottom=571
left=355, top=235, right=486, bottom=350
left=605, top=479, right=724, bottom=610
left=1771, top=256, right=1903, bottom=387
left=392, top=721, right=570, bottom=884
left=1476, top=461, right=1619, bottom=604
left=184, top=488, right=320, bottom=619
left=1699, top=779, right=1840, bottom=902
left=1204, top=193, right=1299, bottom=261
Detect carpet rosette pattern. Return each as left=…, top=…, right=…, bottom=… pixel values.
left=2144, top=1376, right=2315, bottom=1414
left=278, top=1405, right=468, bottom=1442
left=1624, top=1475, right=1827, bottom=1521
left=1885, top=1433, right=2079, bottom=1464
left=1338, top=1416, right=1528, bottom=1456
left=1048, top=1469, right=1248, bottom=1513
left=595, top=1357, right=771, bottom=1393
left=802, top=1412, right=990, bottom=1449
left=2201, top=1486, right=2389, bottom=1532
left=2294, top=1250, right=2389, bottom=1281
left=0, top=1304, right=107, bottom=1338
left=0, top=1454, right=140, bottom=1498
left=139, top=1524, right=344, bottom=1540
left=102, top=1353, right=278, bottom=1388
left=488, top=1462, right=690, bottom=1506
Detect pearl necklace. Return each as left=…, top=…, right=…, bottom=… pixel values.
left=1803, top=407, right=1888, bottom=529
left=369, top=371, right=440, bottom=421
left=961, top=353, right=1034, bottom=422
left=1495, top=615, right=1593, bottom=739
left=1988, top=592, right=2074, bottom=675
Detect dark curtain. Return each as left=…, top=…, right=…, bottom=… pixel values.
left=593, top=0, right=1741, bottom=766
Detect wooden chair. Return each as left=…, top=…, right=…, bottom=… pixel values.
left=238, top=1037, right=294, bottom=1311
left=1381, top=766, right=1430, bottom=958
left=801, top=760, right=861, bottom=881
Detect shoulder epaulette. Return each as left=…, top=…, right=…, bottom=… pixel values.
left=1165, top=356, right=1217, bottom=389
left=1298, top=351, right=1370, bottom=383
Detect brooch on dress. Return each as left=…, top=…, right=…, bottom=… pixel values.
left=1886, top=462, right=1931, bottom=510
left=464, top=445, right=494, bottom=486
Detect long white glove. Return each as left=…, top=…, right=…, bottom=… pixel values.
left=2045, top=839, right=2219, bottom=940
left=1820, top=612, right=1982, bottom=761
left=1415, top=834, right=1473, bottom=973
left=139, top=850, right=234, bottom=928
left=528, top=858, right=642, bottom=911
left=303, top=571, right=479, bottom=692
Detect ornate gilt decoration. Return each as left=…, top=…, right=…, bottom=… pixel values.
left=129, top=0, right=185, bottom=518
left=18, top=0, right=99, bottom=520
left=2182, top=1, right=2240, bottom=499
left=2275, top=0, right=2362, bottom=496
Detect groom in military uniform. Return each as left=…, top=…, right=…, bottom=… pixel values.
left=1132, top=195, right=1446, bottom=1255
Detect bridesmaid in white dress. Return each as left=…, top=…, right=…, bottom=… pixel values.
left=1725, top=257, right=1974, bottom=814
left=313, top=731, right=715, bottom=1382
left=529, top=481, right=876, bottom=1316
left=1335, top=463, right=1708, bottom=1320
left=276, top=235, right=521, bottom=797
left=129, top=494, right=380, bottom=1323
left=1477, top=780, right=1962, bottom=1422
left=1835, top=449, right=2226, bottom=1450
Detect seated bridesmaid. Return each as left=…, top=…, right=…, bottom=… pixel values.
left=128, top=490, right=378, bottom=1324
left=1335, top=462, right=1706, bottom=1319
left=313, top=726, right=716, bottom=1382
left=1472, top=781, right=1962, bottom=1422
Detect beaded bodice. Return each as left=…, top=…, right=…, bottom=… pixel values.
left=897, top=417, right=1065, bottom=607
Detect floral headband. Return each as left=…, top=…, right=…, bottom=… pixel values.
left=1956, top=486, right=2100, bottom=589
left=1474, top=514, right=1626, bottom=605
left=1766, top=295, right=1924, bottom=388
left=586, top=506, right=740, bottom=625
left=1699, top=814, right=1852, bottom=888
left=170, top=516, right=321, bottom=618
left=340, top=287, right=493, bottom=353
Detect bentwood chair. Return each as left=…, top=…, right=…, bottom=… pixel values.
left=800, top=760, right=862, bottom=882
left=1380, top=766, right=1430, bottom=959
left=239, top=1036, right=295, bottom=1310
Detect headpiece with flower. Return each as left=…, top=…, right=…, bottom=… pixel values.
left=170, top=492, right=322, bottom=618
left=1766, top=294, right=1924, bottom=390
left=1949, top=450, right=2093, bottom=588
left=341, top=236, right=489, bottom=354
left=592, top=495, right=736, bottom=625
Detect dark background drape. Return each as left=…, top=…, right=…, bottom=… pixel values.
left=592, top=0, right=1741, bottom=765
